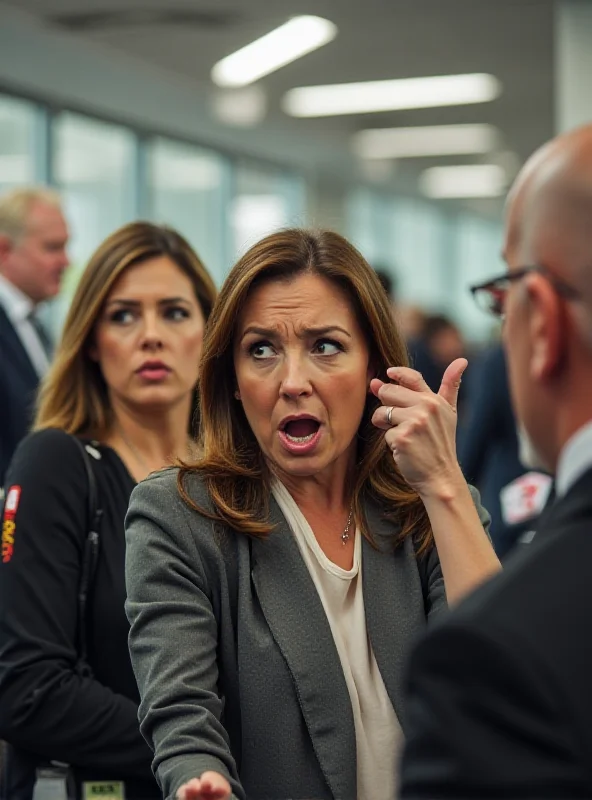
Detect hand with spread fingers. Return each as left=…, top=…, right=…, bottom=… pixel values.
left=370, top=358, right=467, bottom=498
left=176, top=772, right=232, bottom=800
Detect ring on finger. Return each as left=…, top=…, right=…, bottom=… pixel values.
left=386, top=406, right=394, bottom=426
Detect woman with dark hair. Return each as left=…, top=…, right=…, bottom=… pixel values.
left=0, top=222, right=217, bottom=800
left=125, top=229, right=499, bottom=800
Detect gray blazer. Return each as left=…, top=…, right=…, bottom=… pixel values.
left=125, top=469, right=489, bottom=800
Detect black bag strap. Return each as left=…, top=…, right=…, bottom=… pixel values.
left=70, top=437, right=103, bottom=666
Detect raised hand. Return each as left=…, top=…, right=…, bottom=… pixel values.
left=176, top=772, right=232, bottom=800
left=370, top=358, right=467, bottom=497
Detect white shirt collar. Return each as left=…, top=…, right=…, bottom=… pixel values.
left=0, top=273, right=35, bottom=323
left=555, top=420, right=592, bottom=498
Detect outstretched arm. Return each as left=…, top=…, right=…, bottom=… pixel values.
left=125, top=473, right=242, bottom=800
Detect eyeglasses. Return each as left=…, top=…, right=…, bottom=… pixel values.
left=469, top=265, right=581, bottom=318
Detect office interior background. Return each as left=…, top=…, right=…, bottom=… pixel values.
left=1, top=0, right=591, bottom=342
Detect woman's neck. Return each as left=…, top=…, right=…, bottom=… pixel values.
left=274, top=465, right=353, bottom=516
left=104, top=400, right=194, bottom=482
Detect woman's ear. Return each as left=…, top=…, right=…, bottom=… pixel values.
left=234, top=390, right=241, bottom=400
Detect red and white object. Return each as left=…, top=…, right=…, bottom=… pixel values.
left=500, top=472, right=553, bottom=525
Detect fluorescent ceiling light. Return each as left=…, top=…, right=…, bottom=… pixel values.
left=283, top=73, right=500, bottom=117
left=212, top=16, right=337, bottom=88
left=353, top=124, right=499, bottom=160
left=420, top=164, right=508, bottom=199
left=212, top=86, right=267, bottom=128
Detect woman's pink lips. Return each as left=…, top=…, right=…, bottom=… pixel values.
left=278, top=425, right=323, bottom=455
left=136, top=367, right=170, bottom=381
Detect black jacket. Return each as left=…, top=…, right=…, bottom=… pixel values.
left=400, top=466, right=592, bottom=798
left=0, top=305, right=40, bottom=486
left=0, top=429, right=159, bottom=799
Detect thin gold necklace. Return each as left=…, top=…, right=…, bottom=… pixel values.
left=341, top=507, right=354, bottom=545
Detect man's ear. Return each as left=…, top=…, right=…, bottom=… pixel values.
left=526, top=274, right=565, bottom=382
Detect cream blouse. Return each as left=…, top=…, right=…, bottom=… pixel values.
left=272, top=480, right=403, bottom=800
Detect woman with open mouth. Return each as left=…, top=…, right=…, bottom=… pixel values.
left=125, top=228, right=500, bottom=800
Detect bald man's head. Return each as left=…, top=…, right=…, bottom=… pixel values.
left=505, top=125, right=592, bottom=286
left=502, top=124, right=592, bottom=473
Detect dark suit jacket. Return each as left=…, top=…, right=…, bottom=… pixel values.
left=0, top=305, right=40, bottom=485
left=125, top=469, right=489, bottom=800
left=399, top=467, right=592, bottom=798
left=458, top=343, right=530, bottom=557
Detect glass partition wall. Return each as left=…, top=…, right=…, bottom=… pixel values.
left=0, top=90, right=502, bottom=345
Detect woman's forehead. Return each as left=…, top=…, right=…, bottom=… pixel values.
left=240, top=273, right=354, bottom=318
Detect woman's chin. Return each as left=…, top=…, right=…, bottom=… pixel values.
left=125, top=388, right=190, bottom=412
left=271, top=454, right=324, bottom=479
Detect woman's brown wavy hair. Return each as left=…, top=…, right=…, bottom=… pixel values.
left=34, top=222, right=217, bottom=438
left=179, top=228, right=433, bottom=554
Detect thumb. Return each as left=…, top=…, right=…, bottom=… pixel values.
left=438, top=358, right=468, bottom=411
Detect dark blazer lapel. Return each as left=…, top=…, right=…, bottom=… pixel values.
left=250, top=496, right=357, bottom=799
left=0, top=305, right=39, bottom=387
left=362, top=498, right=426, bottom=730
left=534, top=468, right=592, bottom=538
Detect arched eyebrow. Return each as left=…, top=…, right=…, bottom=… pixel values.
left=105, top=296, right=192, bottom=308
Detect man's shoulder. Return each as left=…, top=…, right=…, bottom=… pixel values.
left=0, top=303, right=37, bottom=383
left=0, top=299, right=20, bottom=341
left=0, top=303, right=16, bottom=351
left=446, top=505, right=592, bottom=648
left=0, top=300, right=9, bottom=325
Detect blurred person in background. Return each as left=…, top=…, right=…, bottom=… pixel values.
left=400, top=124, right=592, bottom=798
left=397, top=305, right=427, bottom=342
left=0, top=222, right=217, bottom=800
left=375, top=266, right=426, bottom=345
left=422, top=315, right=465, bottom=370
left=373, top=266, right=428, bottom=344
left=0, top=187, right=69, bottom=485
left=374, top=265, right=398, bottom=311
left=124, top=229, right=497, bottom=800
left=408, top=314, right=465, bottom=402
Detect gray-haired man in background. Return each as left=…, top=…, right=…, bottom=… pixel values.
left=0, top=187, right=69, bottom=485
